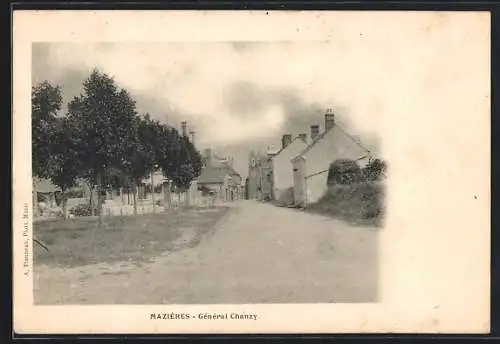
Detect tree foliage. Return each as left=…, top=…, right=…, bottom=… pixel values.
left=31, top=81, right=63, bottom=178
left=32, top=68, right=204, bottom=217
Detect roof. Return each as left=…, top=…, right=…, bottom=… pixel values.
left=270, top=136, right=307, bottom=160
left=292, top=124, right=379, bottom=162
left=33, top=178, right=61, bottom=193
left=198, top=165, right=240, bottom=184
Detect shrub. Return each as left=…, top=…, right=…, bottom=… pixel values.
left=362, top=158, right=387, bottom=182
left=69, top=203, right=93, bottom=217
left=327, top=159, right=363, bottom=186
left=308, top=182, right=385, bottom=224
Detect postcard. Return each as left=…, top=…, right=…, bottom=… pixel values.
left=13, top=10, right=490, bottom=334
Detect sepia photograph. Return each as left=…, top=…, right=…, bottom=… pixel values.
left=31, top=41, right=385, bottom=305
left=13, top=10, right=490, bottom=334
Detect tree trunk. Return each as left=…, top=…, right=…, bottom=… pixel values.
left=185, top=187, right=190, bottom=207
left=87, top=183, right=95, bottom=214
left=151, top=172, right=156, bottom=213
left=132, top=183, right=138, bottom=216
left=61, top=189, right=67, bottom=220
left=97, top=173, right=104, bottom=228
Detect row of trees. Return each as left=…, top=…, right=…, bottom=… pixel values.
left=32, top=69, right=203, bottom=217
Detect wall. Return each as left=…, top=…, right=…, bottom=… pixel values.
left=259, top=161, right=273, bottom=200
left=292, top=157, right=307, bottom=207
left=306, top=170, right=329, bottom=205
left=246, top=166, right=259, bottom=200
left=272, top=139, right=307, bottom=200
left=303, top=127, right=371, bottom=205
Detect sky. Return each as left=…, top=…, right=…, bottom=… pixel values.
left=32, top=42, right=382, bottom=179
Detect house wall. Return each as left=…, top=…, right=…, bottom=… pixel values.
left=305, top=171, right=330, bottom=205
left=260, top=162, right=273, bottom=200
left=246, top=166, right=259, bottom=200
left=292, top=157, right=307, bottom=207
left=302, top=127, right=371, bottom=205
left=272, top=139, right=307, bottom=201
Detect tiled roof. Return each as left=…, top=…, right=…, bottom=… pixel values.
left=198, top=165, right=240, bottom=184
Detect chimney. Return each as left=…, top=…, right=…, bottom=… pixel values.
left=310, top=125, right=320, bottom=141
left=298, top=133, right=307, bottom=143
left=189, top=130, right=195, bottom=146
left=325, top=108, right=335, bottom=132
left=281, top=134, right=293, bottom=149
left=181, top=121, right=187, bottom=137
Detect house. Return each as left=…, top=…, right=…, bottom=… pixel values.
left=33, top=177, right=94, bottom=215
left=246, top=149, right=276, bottom=201
left=270, top=133, right=308, bottom=202
left=197, top=148, right=242, bottom=201
left=197, top=165, right=241, bottom=201
left=33, top=178, right=61, bottom=213
left=291, top=109, right=379, bottom=207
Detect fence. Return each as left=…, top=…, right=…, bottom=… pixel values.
left=35, top=187, right=241, bottom=219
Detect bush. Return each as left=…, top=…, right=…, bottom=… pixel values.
left=308, top=182, right=385, bottom=224
left=362, top=158, right=387, bottom=182
left=69, top=203, right=93, bottom=217
left=327, top=159, right=363, bottom=186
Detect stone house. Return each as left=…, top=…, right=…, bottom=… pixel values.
left=291, top=110, right=379, bottom=207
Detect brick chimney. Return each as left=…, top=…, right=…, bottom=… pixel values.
left=310, top=125, right=320, bottom=141
left=325, top=108, right=335, bottom=132
left=281, top=134, right=292, bottom=149
left=298, top=133, right=307, bottom=143
left=189, top=130, right=195, bottom=146
left=181, top=121, right=187, bottom=137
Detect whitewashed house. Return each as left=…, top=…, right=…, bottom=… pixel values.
left=270, top=133, right=308, bottom=202
left=291, top=110, right=378, bottom=207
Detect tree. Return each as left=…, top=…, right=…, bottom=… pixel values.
left=163, top=133, right=203, bottom=205
left=66, top=69, right=140, bottom=216
left=120, top=115, right=158, bottom=215
left=32, top=81, right=63, bottom=179
left=47, top=117, right=79, bottom=217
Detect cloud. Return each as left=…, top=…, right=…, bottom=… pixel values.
left=32, top=41, right=391, bottom=149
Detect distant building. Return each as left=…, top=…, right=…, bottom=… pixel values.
left=197, top=148, right=242, bottom=201
left=246, top=150, right=275, bottom=201
left=291, top=109, right=379, bottom=207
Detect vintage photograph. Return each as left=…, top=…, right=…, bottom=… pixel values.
left=14, top=10, right=490, bottom=334
left=31, top=42, right=386, bottom=305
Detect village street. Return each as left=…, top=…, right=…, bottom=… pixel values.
left=34, top=200, right=379, bottom=304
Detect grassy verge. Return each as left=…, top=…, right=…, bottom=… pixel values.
left=306, top=182, right=385, bottom=227
left=34, top=206, right=230, bottom=268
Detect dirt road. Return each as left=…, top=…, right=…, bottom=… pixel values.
left=34, top=200, right=378, bottom=304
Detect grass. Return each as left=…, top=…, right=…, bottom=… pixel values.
left=34, top=206, right=230, bottom=269
left=306, top=182, right=385, bottom=228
